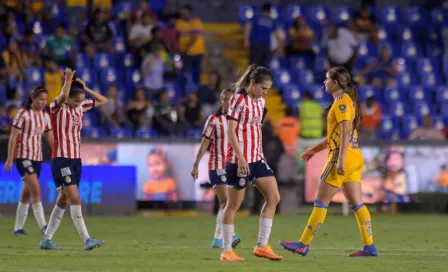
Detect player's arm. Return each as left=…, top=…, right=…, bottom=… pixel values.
left=55, top=68, right=76, bottom=107
left=44, top=130, right=54, bottom=150
left=338, top=120, right=351, bottom=165
left=192, top=116, right=214, bottom=180
left=227, top=120, right=244, bottom=160
left=310, top=138, right=328, bottom=153
left=5, top=127, right=20, bottom=171
left=193, top=138, right=211, bottom=168
left=76, top=78, right=108, bottom=107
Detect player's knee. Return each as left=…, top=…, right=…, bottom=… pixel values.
left=219, top=199, right=227, bottom=210
left=225, top=202, right=241, bottom=213
left=56, top=199, right=69, bottom=209
left=267, top=192, right=281, bottom=206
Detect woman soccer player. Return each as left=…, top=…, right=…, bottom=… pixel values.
left=39, top=68, right=108, bottom=251
left=4, top=87, right=54, bottom=235
left=280, top=66, right=378, bottom=257
left=219, top=65, right=282, bottom=261
left=191, top=89, right=242, bottom=249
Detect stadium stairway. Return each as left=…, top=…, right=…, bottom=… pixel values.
left=203, top=23, right=286, bottom=125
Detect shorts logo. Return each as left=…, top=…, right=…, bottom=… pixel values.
left=338, top=104, right=347, bottom=112
left=60, top=167, right=72, bottom=177
left=239, top=178, right=246, bottom=187
left=217, top=169, right=226, bottom=176
left=28, top=167, right=34, bottom=173
left=22, top=160, right=32, bottom=168
left=65, top=176, right=71, bottom=183
left=221, top=175, right=227, bottom=182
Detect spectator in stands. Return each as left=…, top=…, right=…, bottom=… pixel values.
left=127, top=88, right=153, bottom=132
left=322, top=24, right=357, bottom=75
left=244, top=2, right=282, bottom=67
left=93, top=0, right=112, bottom=14
left=20, top=29, right=41, bottom=67
left=359, top=96, right=382, bottom=139
left=435, top=165, right=448, bottom=193
left=100, top=85, right=126, bottom=129
left=179, top=92, right=204, bottom=131
left=0, top=102, right=9, bottom=134
left=298, top=92, right=324, bottom=138
left=65, top=0, right=87, bottom=30
left=2, top=39, right=27, bottom=83
left=132, top=0, right=156, bottom=23
left=161, top=13, right=179, bottom=53
left=286, top=16, right=316, bottom=61
left=43, top=57, right=64, bottom=105
left=2, top=104, right=17, bottom=134
left=276, top=107, right=301, bottom=154
left=197, top=71, right=221, bottom=116
left=176, top=4, right=205, bottom=85
left=153, top=90, right=178, bottom=136
left=141, top=44, right=165, bottom=99
left=0, top=52, right=8, bottom=85
left=129, top=12, right=155, bottom=51
left=82, top=8, right=113, bottom=52
left=409, top=115, right=445, bottom=140
left=356, top=44, right=398, bottom=87
left=45, top=24, right=75, bottom=68
left=352, top=4, right=378, bottom=43
left=143, top=27, right=171, bottom=56
left=5, top=13, right=21, bottom=41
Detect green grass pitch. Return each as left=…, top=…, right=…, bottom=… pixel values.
left=0, top=214, right=447, bottom=271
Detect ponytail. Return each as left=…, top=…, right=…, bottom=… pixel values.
left=233, top=64, right=273, bottom=92
left=234, top=64, right=257, bottom=92
left=346, top=81, right=363, bottom=130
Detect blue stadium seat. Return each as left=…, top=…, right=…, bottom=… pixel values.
left=425, top=44, right=444, bottom=58
left=308, top=84, right=331, bottom=105
left=383, top=87, right=403, bottom=104
left=397, top=72, right=416, bottom=89
left=187, top=129, right=202, bottom=139
left=294, top=69, right=315, bottom=87
left=395, top=58, right=413, bottom=73
left=399, top=26, right=418, bottom=42
left=0, top=85, right=6, bottom=101
left=416, top=58, right=438, bottom=75
left=269, top=57, right=287, bottom=70
left=24, top=68, right=44, bottom=86
left=273, top=69, right=292, bottom=88
left=441, top=103, right=448, bottom=118
left=108, top=21, right=124, bottom=36
left=380, top=7, right=401, bottom=25
left=432, top=116, right=446, bottom=130
left=282, top=84, right=302, bottom=108
left=238, top=5, right=255, bottom=24
left=406, top=7, right=428, bottom=26
left=76, top=53, right=90, bottom=69
left=289, top=56, right=312, bottom=70
left=431, top=8, right=446, bottom=27
left=389, top=102, right=409, bottom=118
left=401, top=116, right=419, bottom=138
left=308, top=6, right=330, bottom=26
left=314, top=55, right=327, bottom=75
left=94, top=53, right=113, bottom=70
left=377, top=26, right=391, bottom=42
left=113, top=36, right=126, bottom=54
left=357, top=41, right=375, bottom=60
left=413, top=103, right=434, bottom=117
left=401, top=42, right=422, bottom=59
left=283, top=5, right=306, bottom=26
left=332, top=7, right=353, bottom=25
left=420, top=73, right=440, bottom=90
left=113, top=2, right=136, bottom=18
left=425, top=28, right=443, bottom=45
left=269, top=5, right=281, bottom=20
left=358, top=85, right=381, bottom=103
left=82, top=127, right=106, bottom=138
left=377, top=115, right=398, bottom=140
left=408, top=86, right=428, bottom=103
left=436, top=86, right=448, bottom=104
left=110, top=128, right=132, bottom=138
left=100, top=68, right=120, bottom=89
left=77, top=68, right=96, bottom=87
left=82, top=113, right=94, bottom=128
left=136, top=128, right=159, bottom=139
left=125, top=69, right=142, bottom=93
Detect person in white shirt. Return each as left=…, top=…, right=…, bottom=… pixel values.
left=129, top=12, right=155, bottom=50
left=322, top=24, right=358, bottom=75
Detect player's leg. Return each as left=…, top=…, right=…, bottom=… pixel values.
left=280, top=158, right=340, bottom=256
left=24, top=162, right=47, bottom=233
left=342, top=182, right=377, bottom=257
left=252, top=173, right=282, bottom=261
left=211, top=185, right=227, bottom=246
left=14, top=180, right=30, bottom=235
left=40, top=189, right=69, bottom=250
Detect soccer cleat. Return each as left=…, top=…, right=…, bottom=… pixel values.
left=40, top=239, right=61, bottom=250
left=348, top=244, right=378, bottom=257
left=279, top=240, right=309, bottom=256
left=84, top=238, right=104, bottom=251
left=13, top=229, right=27, bottom=235
left=40, top=225, right=47, bottom=235
left=211, top=238, right=223, bottom=248
left=220, top=250, right=245, bottom=261
left=232, top=235, right=242, bottom=249
left=253, top=244, right=283, bottom=261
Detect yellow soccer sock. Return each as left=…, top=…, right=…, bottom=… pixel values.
left=353, top=203, right=374, bottom=246
left=299, top=201, right=328, bottom=245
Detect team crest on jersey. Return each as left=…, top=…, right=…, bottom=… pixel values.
left=65, top=176, right=71, bottom=183
left=338, top=104, right=347, bottom=112
left=239, top=178, right=246, bottom=187
left=28, top=167, right=34, bottom=173
left=22, top=160, right=32, bottom=168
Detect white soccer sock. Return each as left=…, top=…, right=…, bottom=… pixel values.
left=14, top=202, right=29, bottom=231
left=32, top=202, right=47, bottom=229
left=257, top=217, right=273, bottom=247
left=214, top=209, right=224, bottom=239
left=44, top=205, right=65, bottom=240
left=70, top=205, right=90, bottom=243
left=222, top=224, right=234, bottom=251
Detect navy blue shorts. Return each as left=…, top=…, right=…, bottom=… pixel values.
left=51, top=158, right=82, bottom=190
left=209, top=169, right=227, bottom=188
left=15, top=159, right=42, bottom=179
left=225, top=160, right=274, bottom=190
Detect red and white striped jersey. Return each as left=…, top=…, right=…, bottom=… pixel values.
left=226, top=90, right=266, bottom=164
left=50, top=99, right=95, bottom=159
left=202, top=112, right=227, bottom=170
left=12, top=108, right=52, bottom=161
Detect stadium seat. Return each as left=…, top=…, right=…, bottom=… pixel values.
left=441, top=103, right=448, bottom=118
left=380, top=7, right=401, bottom=25
left=430, top=8, right=446, bottom=27
left=408, top=86, right=428, bottom=103
left=420, top=73, right=440, bottom=90
left=94, top=53, right=114, bottom=70
left=389, top=102, right=409, bottom=118
left=82, top=113, right=94, bottom=128
left=425, top=28, right=443, bottom=45
left=282, top=84, right=302, bottom=108
left=269, top=57, right=286, bottom=70
left=413, top=103, right=434, bottom=117
left=100, top=68, right=120, bottom=89
left=0, top=86, right=6, bottom=101
left=406, top=7, right=428, bottom=26
left=136, top=128, right=159, bottom=139
left=401, top=42, right=422, bottom=59
left=308, top=84, right=331, bottom=105
left=357, top=41, right=375, bottom=60
left=383, top=87, right=403, bottom=104
left=113, top=2, right=136, bottom=18
left=269, top=5, right=280, bottom=20
left=436, top=86, right=448, bottom=104
left=110, top=128, right=132, bottom=138
left=331, top=7, right=353, bottom=25
left=401, top=116, right=419, bottom=138
left=397, top=72, right=416, bottom=89
left=24, top=68, right=44, bottom=86
left=82, top=127, right=106, bottom=138
left=76, top=53, right=90, bottom=69
left=77, top=68, right=96, bottom=87
left=395, top=58, right=413, bottom=73
left=294, top=69, right=315, bottom=87
left=108, top=21, right=124, bottom=36
left=238, top=5, right=255, bottom=24
left=308, top=6, right=330, bottom=26
left=273, top=69, right=292, bottom=88
left=187, top=129, right=202, bottom=139
left=113, top=36, right=126, bottom=54
left=283, top=5, right=306, bottom=26
left=125, top=69, right=142, bottom=93
left=425, top=44, right=443, bottom=58
left=289, top=56, right=312, bottom=70
left=377, top=115, right=398, bottom=140
left=358, top=85, right=381, bottom=103
left=377, top=26, right=391, bottom=42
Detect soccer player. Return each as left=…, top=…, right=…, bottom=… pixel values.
left=191, top=89, right=242, bottom=249
left=39, top=68, right=108, bottom=251
left=280, top=66, right=378, bottom=257
left=219, top=65, right=282, bottom=261
left=4, top=86, right=54, bottom=235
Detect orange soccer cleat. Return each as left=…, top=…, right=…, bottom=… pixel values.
left=253, top=244, right=283, bottom=261
left=220, top=250, right=245, bottom=261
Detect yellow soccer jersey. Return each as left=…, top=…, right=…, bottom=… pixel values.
left=326, top=92, right=359, bottom=152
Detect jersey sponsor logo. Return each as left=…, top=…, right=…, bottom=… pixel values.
left=338, top=104, right=347, bottom=113
left=60, top=167, right=72, bottom=177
